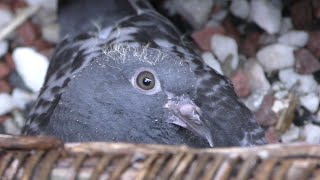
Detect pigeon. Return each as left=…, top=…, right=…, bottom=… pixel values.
left=22, top=0, right=266, bottom=148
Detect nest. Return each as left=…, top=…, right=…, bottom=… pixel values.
left=0, top=135, right=320, bottom=179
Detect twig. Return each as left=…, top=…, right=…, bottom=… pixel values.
left=0, top=5, right=40, bottom=41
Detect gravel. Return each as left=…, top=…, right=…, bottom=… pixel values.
left=41, top=23, right=59, bottom=43
left=0, top=8, right=13, bottom=29
left=303, top=123, right=320, bottom=144
left=168, top=0, right=213, bottom=29
left=201, top=52, right=224, bottom=75
left=244, top=59, right=271, bottom=93
left=299, top=93, right=320, bottom=113
left=250, top=0, right=281, bottom=34
left=192, top=26, right=225, bottom=51
left=26, top=0, right=57, bottom=10
left=0, top=93, right=15, bottom=116
left=230, top=0, right=250, bottom=20
left=279, top=17, right=293, bottom=34
left=0, top=41, right=8, bottom=58
left=242, top=92, right=266, bottom=112
left=257, top=44, right=295, bottom=72
left=279, top=68, right=318, bottom=94
left=307, top=31, right=320, bottom=59
left=255, top=95, right=277, bottom=127
left=211, top=34, right=239, bottom=70
left=278, top=30, right=309, bottom=47
left=281, top=125, right=300, bottom=143
left=231, top=70, right=250, bottom=97
left=11, top=88, right=37, bottom=109
left=12, top=47, right=49, bottom=92
left=294, top=49, right=320, bottom=74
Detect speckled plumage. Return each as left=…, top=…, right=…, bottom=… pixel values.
left=23, top=0, right=266, bottom=147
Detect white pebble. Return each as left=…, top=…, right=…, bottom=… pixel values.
left=298, top=76, right=318, bottom=94
left=230, top=0, right=250, bottom=19
left=26, top=0, right=57, bottom=11
left=299, top=93, right=320, bottom=113
left=244, top=59, right=270, bottom=93
left=2, top=110, right=24, bottom=135
left=257, top=44, right=295, bottom=72
left=170, top=0, right=213, bottom=28
left=303, top=124, right=320, bottom=144
left=12, top=47, right=49, bottom=92
left=0, top=41, right=8, bottom=57
left=41, top=23, right=60, bottom=43
left=211, top=10, right=228, bottom=22
left=272, top=99, right=289, bottom=114
left=281, top=125, right=300, bottom=143
left=272, top=81, right=285, bottom=92
left=202, top=52, right=223, bottom=75
left=205, top=19, right=221, bottom=27
left=0, top=93, right=15, bottom=116
left=278, top=69, right=299, bottom=90
left=279, top=68, right=318, bottom=94
left=12, top=88, right=37, bottom=109
left=12, top=110, right=25, bottom=129
left=274, top=90, right=289, bottom=99
left=272, top=81, right=290, bottom=99
left=278, top=30, right=309, bottom=47
left=0, top=8, right=13, bottom=29
left=36, top=8, right=58, bottom=25
left=211, top=34, right=239, bottom=70
left=250, top=0, right=281, bottom=34
left=242, top=91, right=266, bottom=112
left=2, top=117, right=20, bottom=135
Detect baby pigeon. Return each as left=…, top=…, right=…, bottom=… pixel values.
left=22, top=0, right=266, bottom=148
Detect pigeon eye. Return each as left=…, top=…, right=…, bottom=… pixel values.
left=136, top=71, right=155, bottom=90
left=132, top=68, right=161, bottom=95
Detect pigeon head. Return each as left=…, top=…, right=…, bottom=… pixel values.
left=23, top=3, right=266, bottom=147
left=39, top=45, right=212, bottom=147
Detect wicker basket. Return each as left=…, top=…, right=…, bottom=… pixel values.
left=0, top=135, right=319, bottom=180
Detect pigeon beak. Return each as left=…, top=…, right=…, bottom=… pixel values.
left=164, top=94, right=214, bottom=147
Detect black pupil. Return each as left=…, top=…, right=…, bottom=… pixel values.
left=143, top=77, right=152, bottom=86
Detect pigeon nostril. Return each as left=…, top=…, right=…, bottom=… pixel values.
left=178, top=104, right=200, bottom=119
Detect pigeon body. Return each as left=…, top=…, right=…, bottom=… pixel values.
left=23, top=0, right=266, bottom=147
